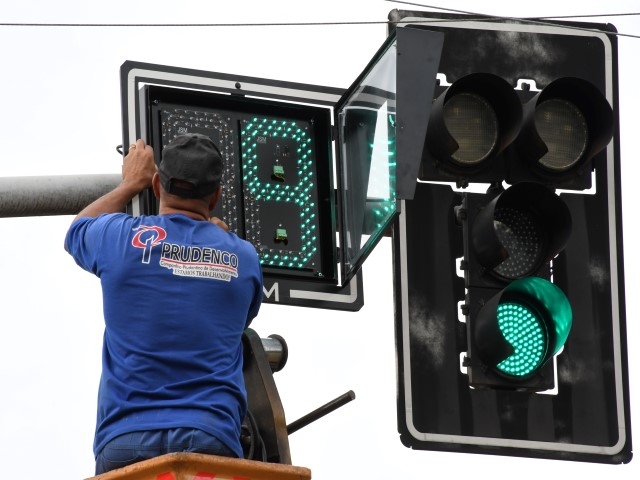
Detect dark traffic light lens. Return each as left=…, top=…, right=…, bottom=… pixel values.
left=496, top=302, right=547, bottom=377
left=493, top=206, right=544, bottom=280
left=471, top=183, right=571, bottom=283
left=443, top=93, right=498, bottom=165
left=535, top=99, right=588, bottom=172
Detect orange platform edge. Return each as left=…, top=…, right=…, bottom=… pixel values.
left=86, top=452, right=312, bottom=480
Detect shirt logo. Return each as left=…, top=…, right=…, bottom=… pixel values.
left=131, top=225, right=167, bottom=264
left=130, top=224, right=239, bottom=282
left=159, top=243, right=239, bottom=282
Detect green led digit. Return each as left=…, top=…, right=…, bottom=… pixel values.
left=241, top=117, right=319, bottom=271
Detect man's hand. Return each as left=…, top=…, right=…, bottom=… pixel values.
left=209, top=217, right=229, bottom=232
left=71, top=139, right=156, bottom=222
left=121, top=139, right=156, bottom=193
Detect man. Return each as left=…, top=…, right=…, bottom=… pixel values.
left=65, top=134, right=263, bottom=475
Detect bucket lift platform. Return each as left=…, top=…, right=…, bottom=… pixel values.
left=85, top=452, right=311, bottom=480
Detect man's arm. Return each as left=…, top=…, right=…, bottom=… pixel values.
left=72, top=139, right=156, bottom=223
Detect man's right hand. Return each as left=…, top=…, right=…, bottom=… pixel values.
left=121, top=139, right=156, bottom=193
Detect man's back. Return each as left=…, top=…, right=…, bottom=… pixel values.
left=66, top=211, right=262, bottom=459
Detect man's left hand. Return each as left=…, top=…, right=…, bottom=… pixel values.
left=209, top=217, right=229, bottom=232
left=70, top=139, right=156, bottom=222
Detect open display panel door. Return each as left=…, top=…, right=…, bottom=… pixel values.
left=334, top=26, right=443, bottom=285
left=120, top=25, right=443, bottom=310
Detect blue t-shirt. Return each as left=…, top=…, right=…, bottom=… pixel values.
left=65, top=213, right=263, bottom=458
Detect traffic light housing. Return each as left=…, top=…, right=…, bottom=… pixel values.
left=462, top=182, right=573, bottom=390
left=510, top=77, right=615, bottom=189
left=422, top=60, right=614, bottom=394
left=423, top=72, right=522, bottom=185
left=392, top=11, right=632, bottom=463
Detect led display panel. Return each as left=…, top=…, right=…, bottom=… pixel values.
left=144, top=86, right=336, bottom=282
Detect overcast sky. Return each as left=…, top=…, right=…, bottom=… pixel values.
left=1, top=1, right=639, bottom=479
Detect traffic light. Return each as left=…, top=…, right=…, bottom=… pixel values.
left=462, top=182, right=574, bottom=391
left=510, top=77, right=615, bottom=189
left=422, top=68, right=615, bottom=392
left=392, top=11, right=632, bottom=464
left=423, top=72, right=522, bottom=185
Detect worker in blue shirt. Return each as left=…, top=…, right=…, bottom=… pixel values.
left=65, top=134, right=263, bottom=475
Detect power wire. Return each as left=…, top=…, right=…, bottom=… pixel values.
left=0, top=20, right=383, bottom=27
left=388, top=0, right=640, bottom=19
left=0, top=4, right=638, bottom=39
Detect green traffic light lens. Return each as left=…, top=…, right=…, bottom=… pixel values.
left=496, top=302, right=547, bottom=377
left=489, top=277, right=572, bottom=379
left=443, top=93, right=498, bottom=165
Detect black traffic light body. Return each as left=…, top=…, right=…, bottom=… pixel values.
left=391, top=11, right=631, bottom=463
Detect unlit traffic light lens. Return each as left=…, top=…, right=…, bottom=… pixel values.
left=424, top=73, right=522, bottom=181
left=493, top=206, right=544, bottom=280
left=471, top=182, right=572, bottom=283
left=534, top=99, right=588, bottom=172
left=443, top=93, right=498, bottom=165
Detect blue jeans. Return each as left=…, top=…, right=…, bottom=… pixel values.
left=95, top=427, right=236, bottom=475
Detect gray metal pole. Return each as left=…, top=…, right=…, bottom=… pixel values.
left=0, top=174, right=121, bottom=218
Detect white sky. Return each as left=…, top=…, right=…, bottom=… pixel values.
left=1, top=1, right=639, bottom=479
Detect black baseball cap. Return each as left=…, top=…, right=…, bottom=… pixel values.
left=159, top=133, right=223, bottom=198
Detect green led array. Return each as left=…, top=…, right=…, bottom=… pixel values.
left=241, top=117, right=318, bottom=269
left=495, top=302, right=547, bottom=377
